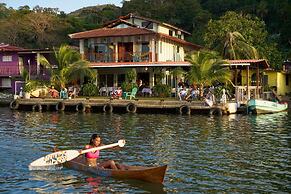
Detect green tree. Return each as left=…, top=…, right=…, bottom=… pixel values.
left=204, top=11, right=282, bottom=68
left=204, top=11, right=267, bottom=52
left=223, top=31, right=259, bottom=59
left=39, top=45, right=96, bottom=89
left=0, top=3, right=12, bottom=19
left=185, top=50, right=230, bottom=97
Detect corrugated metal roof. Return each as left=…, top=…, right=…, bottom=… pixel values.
left=227, top=59, right=269, bottom=68
left=0, top=43, right=25, bottom=52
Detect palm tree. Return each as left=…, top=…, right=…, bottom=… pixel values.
left=40, top=45, right=96, bottom=89
left=185, top=50, right=231, bottom=97
left=223, top=31, right=259, bottom=60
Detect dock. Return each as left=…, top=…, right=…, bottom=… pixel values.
left=9, top=98, right=229, bottom=115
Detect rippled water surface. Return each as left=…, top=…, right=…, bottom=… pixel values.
left=0, top=107, right=290, bottom=193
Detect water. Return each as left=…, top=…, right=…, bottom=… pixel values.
left=0, top=107, right=290, bottom=193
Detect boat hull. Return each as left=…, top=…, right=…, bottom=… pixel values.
left=247, top=99, right=288, bottom=114
left=64, top=157, right=167, bottom=184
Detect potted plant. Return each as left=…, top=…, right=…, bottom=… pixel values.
left=23, top=82, right=33, bottom=99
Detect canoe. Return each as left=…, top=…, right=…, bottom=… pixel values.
left=63, top=156, right=167, bottom=184
left=247, top=99, right=288, bottom=114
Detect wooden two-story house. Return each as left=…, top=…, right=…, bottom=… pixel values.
left=0, top=43, right=51, bottom=94
left=69, top=13, right=202, bottom=90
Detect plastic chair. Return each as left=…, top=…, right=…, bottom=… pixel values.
left=124, top=87, right=138, bottom=100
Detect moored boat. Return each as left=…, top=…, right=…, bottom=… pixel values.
left=63, top=156, right=167, bottom=184
left=247, top=99, right=288, bottom=114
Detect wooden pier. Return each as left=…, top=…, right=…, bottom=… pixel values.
left=9, top=98, right=228, bottom=115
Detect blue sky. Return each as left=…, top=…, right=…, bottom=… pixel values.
left=1, top=0, right=123, bottom=13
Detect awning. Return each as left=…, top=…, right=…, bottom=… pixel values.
left=89, top=61, right=191, bottom=68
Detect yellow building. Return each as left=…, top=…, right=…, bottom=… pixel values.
left=228, top=59, right=290, bottom=102
left=264, top=65, right=291, bottom=96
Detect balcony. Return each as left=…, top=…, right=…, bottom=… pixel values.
left=0, top=65, right=20, bottom=76
left=86, top=52, right=152, bottom=63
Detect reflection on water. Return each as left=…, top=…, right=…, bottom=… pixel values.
left=0, top=107, right=290, bottom=193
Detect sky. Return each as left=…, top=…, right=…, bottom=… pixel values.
left=1, top=0, right=123, bottom=13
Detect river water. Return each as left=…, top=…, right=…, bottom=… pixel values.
left=0, top=107, right=290, bottom=193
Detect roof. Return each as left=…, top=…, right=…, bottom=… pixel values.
left=104, top=19, right=139, bottom=28
left=0, top=43, right=25, bottom=52
left=227, top=59, right=269, bottom=69
left=104, top=13, right=191, bottom=35
left=159, top=33, right=202, bottom=49
left=69, top=27, right=155, bottom=39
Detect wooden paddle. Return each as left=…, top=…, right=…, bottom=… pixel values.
left=29, top=139, right=125, bottom=168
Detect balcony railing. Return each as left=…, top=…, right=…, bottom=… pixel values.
left=86, top=52, right=152, bottom=63
left=0, top=65, right=20, bottom=76
left=0, top=65, right=49, bottom=80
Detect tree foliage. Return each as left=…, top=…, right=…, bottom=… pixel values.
left=223, top=31, right=259, bottom=60
left=40, top=45, right=96, bottom=89
left=204, top=11, right=283, bottom=68
left=185, top=50, right=231, bottom=96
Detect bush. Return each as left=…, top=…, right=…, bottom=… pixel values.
left=121, top=82, right=138, bottom=92
left=153, top=84, right=171, bottom=97
left=23, top=80, right=41, bottom=92
left=82, top=83, right=97, bottom=96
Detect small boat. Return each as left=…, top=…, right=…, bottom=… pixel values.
left=247, top=99, right=288, bottom=114
left=63, top=156, right=167, bottom=184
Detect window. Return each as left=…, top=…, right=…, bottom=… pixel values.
left=177, top=46, right=180, bottom=53
left=2, top=55, right=12, bottom=62
left=286, top=75, right=289, bottom=86
left=141, top=42, right=149, bottom=53
left=99, top=74, right=114, bottom=87
left=95, top=44, right=107, bottom=53
left=160, top=42, right=162, bottom=53
left=263, top=75, right=268, bottom=85
left=169, top=30, right=173, bottom=36
left=141, top=21, right=153, bottom=29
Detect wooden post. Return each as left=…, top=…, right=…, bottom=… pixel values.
left=80, top=39, right=85, bottom=60
left=256, top=64, right=260, bottom=98
left=234, top=67, right=238, bottom=85
left=246, top=66, right=250, bottom=100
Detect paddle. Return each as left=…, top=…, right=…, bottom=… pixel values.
left=29, top=139, right=125, bottom=169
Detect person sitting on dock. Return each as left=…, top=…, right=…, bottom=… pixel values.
left=111, top=87, right=123, bottom=99
left=178, top=87, right=188, bottom=101
left=49, top=86, right=59, bottom=98
left=60, top=87, right=68, bottom=99
left=205, top=90, right=215, bottom=107
left=85, top=134, right=127, bottom=170
left=68, top=85, right=79, bottom=99
left=186, top=85, right=199, bottom=101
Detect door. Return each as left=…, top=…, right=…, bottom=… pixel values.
left=118, top=42, right=133, bottom=62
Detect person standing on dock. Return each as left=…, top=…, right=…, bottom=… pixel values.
left=19, top=87, right=23, bottom=98
left=221, top=89, right=227, bottom=104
